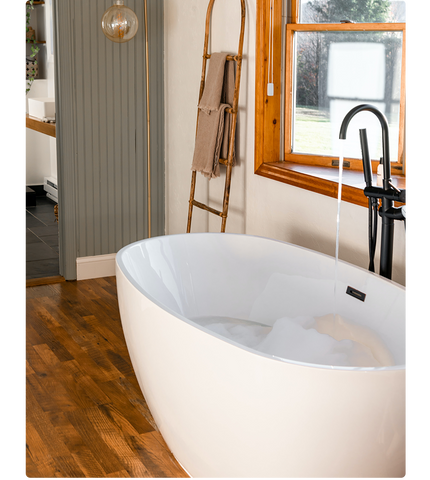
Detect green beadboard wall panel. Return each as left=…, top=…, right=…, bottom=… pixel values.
left=54, top=0, right=164, bottom=279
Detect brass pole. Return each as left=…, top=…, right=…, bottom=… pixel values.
left=144, top=0, right=151, bottom=238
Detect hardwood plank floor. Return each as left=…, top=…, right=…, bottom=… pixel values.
left=26, top=276, right=188, bottom=478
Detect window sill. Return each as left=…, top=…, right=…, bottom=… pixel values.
left=255, top=161, right=405, bottom=208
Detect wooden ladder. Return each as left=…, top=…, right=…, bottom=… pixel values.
left=186, top=0, right=246, bottom=233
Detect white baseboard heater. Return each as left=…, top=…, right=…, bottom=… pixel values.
left=44, top=176, right=58, bottom=202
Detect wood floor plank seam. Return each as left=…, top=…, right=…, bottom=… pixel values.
left=26, top=276, right=188, bottom=478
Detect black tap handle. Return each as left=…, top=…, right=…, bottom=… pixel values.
left=399, top=190, right=408, bottom=203
left=359, top=129, right=373, bottom=187
left=364, top=186, right=406, bottom=203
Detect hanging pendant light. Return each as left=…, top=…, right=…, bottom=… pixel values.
left=101, top=0, right=138, bottom=43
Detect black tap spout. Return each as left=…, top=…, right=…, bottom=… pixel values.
left=339, top=104, right=391, bottom=188
left=339, top=104, right=404, bottom=281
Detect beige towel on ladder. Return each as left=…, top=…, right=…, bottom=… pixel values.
left=221, top=59, right=236, bottom=164
left=191, top=53, right=236, bottom=179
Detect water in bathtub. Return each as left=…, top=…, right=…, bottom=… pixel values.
left=190, top=314, right=394, bottom=368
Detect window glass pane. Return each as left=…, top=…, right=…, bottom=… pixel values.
left=300, top=0, right=406, bottom=24
left=292, top=30, right=403, bottom=161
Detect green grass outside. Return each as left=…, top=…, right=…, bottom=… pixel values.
left=293, top=106, right=399, bottom=160
left=294, top=106, right=333, bottom=155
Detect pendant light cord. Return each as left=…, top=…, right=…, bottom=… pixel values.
left=144, top=0, right=151, bottom=238
left=268, top=0, right=274, bottom=86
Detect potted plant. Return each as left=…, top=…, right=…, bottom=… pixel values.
left=26, top=0, right=40, bottom=94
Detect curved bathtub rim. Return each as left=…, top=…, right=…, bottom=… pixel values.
left=116, top=232, right=405, bottom=373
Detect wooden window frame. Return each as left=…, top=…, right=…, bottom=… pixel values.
left=255, top=0, right=406, bottom=207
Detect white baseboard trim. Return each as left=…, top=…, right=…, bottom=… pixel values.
left=76, top=253, right=117, bottom=281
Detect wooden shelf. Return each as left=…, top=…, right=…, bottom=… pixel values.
left=26, top=114, right=56, bottom=138
left=22, top=39, right=46, bottom=44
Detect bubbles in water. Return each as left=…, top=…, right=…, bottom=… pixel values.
left=192, top=314, right=394, bottom=368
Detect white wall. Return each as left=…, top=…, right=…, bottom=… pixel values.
left=26, top=80, right=51, bottom=186
left=26, top=1, right=57, bottom=187
left=164, top=0, right=405, bottom=285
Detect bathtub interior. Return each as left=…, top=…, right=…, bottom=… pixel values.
left=117, top=233, right=405, bottom=366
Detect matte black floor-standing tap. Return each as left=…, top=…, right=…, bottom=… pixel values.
left=339, top=104, right=406, bottom=280
left=359, top=127, right=379, bottom=273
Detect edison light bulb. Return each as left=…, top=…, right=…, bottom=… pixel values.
left=101, top=1, right=138, bottom=43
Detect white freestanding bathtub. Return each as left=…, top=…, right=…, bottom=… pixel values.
left=116, top=233, right=405, bottom=478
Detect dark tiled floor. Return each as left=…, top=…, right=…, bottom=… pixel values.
left=26, top=196, right=59, bottom=279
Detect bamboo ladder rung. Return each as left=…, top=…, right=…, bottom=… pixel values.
left=204, top=54, right=243, bottom=62
left=191, top=200, right=225, bottom=218
left=187, top=0, right=246, bottom=234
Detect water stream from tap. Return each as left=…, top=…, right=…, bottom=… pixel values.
left=333, top=141, right=346, bottom=323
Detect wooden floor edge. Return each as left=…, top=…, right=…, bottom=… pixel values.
left=26, top=275, right=66, bottom=288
